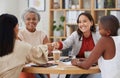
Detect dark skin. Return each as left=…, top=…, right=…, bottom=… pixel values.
left=71, top=23, right=116, bottom=69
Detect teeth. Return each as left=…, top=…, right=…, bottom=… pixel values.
left=30, top=24, right=33, bottom=26
left=81, top=27, right=86, bottom=30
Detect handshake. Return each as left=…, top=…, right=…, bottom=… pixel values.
left=46, top=42, right=61, bottom=53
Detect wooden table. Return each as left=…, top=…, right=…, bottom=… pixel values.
left=23, top=61, right=100, bottom=74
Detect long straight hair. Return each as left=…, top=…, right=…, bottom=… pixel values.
left=77, top=12, right=96, bottom=41
left=0, top=14, right=18, bottom=57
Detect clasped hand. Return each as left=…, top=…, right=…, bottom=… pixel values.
left=46, top=42, right=60, bottom=53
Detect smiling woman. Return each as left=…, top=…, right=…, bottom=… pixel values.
left=50, top=12, right=101, bottom=78
left=18, top=7, right=49, bottom=78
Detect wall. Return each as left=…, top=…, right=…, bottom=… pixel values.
left=0, top=0, right=19, bottom=16
left=0, top=0, right=49, bottom=36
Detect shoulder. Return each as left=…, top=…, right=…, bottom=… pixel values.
left=64, top=31, right=80, bottom=43
left=99, top=36, right=110, bottom=42
left=67, top=31, right=80, bottom=39
left=72, top=31, right=77, bottom=34
left=98, top=36, right=113, bottom=45
left=71, top=31, right=79, bottom=36
left=93, top=37, right=112, bottom=54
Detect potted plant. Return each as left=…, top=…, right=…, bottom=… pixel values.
left=53, top=15, right=65, bottom=36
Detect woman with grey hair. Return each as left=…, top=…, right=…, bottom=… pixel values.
left=18, top=7, right=49, bottom=78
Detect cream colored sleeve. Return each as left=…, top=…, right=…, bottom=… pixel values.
left=26, top=45, right=48, bottom=64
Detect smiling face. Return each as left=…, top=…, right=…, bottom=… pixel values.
left=24, top=12, right=39, bottom=32
left=77, top=15, right=93, bottom=34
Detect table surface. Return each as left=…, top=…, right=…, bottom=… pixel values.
left=23, top=59, right=100, bottom=74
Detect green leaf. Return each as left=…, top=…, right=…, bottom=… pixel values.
left=53, top=20, right=56, bottom=24
left=53, top=16, right=65, bottom=31
left=60, top=16, right=65, bottom=22
left=53, top=25, right=57, bottom=30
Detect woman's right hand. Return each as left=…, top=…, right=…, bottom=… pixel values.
left=46, top=42, right=59, bottom=52
left=52, top=42, right=59, bottom=49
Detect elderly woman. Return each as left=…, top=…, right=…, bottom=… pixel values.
left=18, top=8, right=49, bottom=78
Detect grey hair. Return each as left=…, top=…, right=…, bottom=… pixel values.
left=21, top=7, right=40, bottom=22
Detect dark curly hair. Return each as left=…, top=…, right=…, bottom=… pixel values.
left=99, top=15, right=119, bottom=36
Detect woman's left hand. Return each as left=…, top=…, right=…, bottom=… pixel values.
left=71, top=59, right=79, bottom=66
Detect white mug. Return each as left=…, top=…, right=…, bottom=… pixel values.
left=84, top=51, right=91, bottom=58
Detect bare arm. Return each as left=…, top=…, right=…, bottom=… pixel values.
left=71, top=37, right=106, bottom=69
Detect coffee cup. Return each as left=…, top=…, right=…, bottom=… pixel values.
left=52, top=50, right=61, bottom=62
